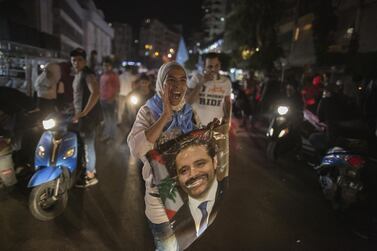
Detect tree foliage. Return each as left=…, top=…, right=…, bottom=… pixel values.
left=224, top=0, right=283, bottom=70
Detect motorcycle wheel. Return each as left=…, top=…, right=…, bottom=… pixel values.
left=266, top=141, right=278, bottom=161
left=29, top=180, right=68, bottom=221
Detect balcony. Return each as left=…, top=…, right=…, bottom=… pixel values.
left=0, top=19, right=60, bottom=52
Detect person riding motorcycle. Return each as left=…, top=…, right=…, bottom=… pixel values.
left=123, top=74, right=155, bottom=132
left=309, top=81, right=360, bottom=154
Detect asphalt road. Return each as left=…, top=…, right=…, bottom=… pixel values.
left=1, top=120, right=376, bottom=251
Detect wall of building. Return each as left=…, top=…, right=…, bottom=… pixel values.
left=112, top=23, right=134, bottom=60
left=139, top=19, right=180, bottom=67
left=202, top=0, right=227, bottom=42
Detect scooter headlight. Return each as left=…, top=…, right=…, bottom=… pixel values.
left=231, top=93, right=235, bottom=101
left=42, top=118, right=56, bottom=130
left=267, top=128, right=274, bottom=137
left=63, top=148, right=75, bottom=159
left=278, top=128, right=289, bottom=138
left=130, top=95, right=139, bottom=105
left=277, top=106, right=289, bottom=115
left=37, top=145, right=45, bottom=157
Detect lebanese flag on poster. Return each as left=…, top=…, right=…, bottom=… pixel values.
left=147, top=149, right=184, bottom=219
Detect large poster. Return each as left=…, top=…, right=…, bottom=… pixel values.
left=146, top=123, right=229, bottom=250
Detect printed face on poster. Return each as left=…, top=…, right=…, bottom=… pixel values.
left=146, top=123, right=229, bottom=250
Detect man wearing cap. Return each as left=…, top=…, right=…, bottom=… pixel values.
left=70, top=48, right=101, bottom=188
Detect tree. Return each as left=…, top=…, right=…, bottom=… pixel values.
left=311, top=0, right=337, bottom=66
left=224, top=0, right=283, bottom=70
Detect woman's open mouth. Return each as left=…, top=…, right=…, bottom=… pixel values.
left=171, top=91, right=182, bottom=101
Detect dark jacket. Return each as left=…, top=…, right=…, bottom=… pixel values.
left=78, top=67, right=102, bottom=132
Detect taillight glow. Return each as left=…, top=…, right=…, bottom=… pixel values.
left=346, top=155, right=365, bottom=169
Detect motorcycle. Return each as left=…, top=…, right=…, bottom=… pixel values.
left=265, top=104, right=302, bottom=160
left=266, top=104, right=325, bottom=162
left=27, top=113, right=84, bottom=221
left=0, top=136, right=17, bottom=189
left=316, top=144, right=367, bottom=210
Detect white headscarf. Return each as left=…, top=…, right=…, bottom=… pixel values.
left=155, top=61, right=188, bottom=111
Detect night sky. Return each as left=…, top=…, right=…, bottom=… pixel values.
left=93, top=0, right=204, bottom=37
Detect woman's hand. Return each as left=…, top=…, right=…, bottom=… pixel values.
left=161, top=84, right=173, bottom=121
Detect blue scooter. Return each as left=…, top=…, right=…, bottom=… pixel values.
left=316, top=142, right=367, bottom=209
left=27, top=113, right=84, bottom=221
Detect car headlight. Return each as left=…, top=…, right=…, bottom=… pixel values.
left=130, top=95, right=139, bottom=105
left=37, top=145, right=45, bottom=157
left=42, top=118, right=56, bottom=130
left=277, top=106, right=289, bottom=115
left=63, top=148, right=75, bottom=159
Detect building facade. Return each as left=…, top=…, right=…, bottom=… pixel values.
left=139, top=19, right=181, bottom=68
left=79, top=0, right=113, bottom=63
left=0, top=0, right=113, bottom=93
left=112, top=23, right=134, bottom=61
left=202, top=0, right=228, bottom=43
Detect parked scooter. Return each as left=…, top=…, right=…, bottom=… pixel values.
left=27, top=112, right=84, bottom=221
left=316, top=144, right=367, bottom=209
left=0, top=136, right=17, bottom=189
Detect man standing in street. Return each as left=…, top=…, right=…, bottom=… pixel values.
left=186, top=53, right=232, bottom=126
left=99, top=57, right=120, bottom=142
left=118, top=65, right=138, bottom=125
left=70, top=48, right=101, bottom=188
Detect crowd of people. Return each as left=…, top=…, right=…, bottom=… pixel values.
left=30, top=48, right=159, bottom=187
left=5, top=45, right=376, bottom=249
left=25, top=48, right=231, bottom=250
left=233, top=68, right=377, bottom=155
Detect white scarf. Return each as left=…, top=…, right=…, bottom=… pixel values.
left=155, top=61, right=188, bottom=112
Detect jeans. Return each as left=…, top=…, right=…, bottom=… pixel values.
left=148, top=220, right=178, bottom=251
left=79, top=129, right=96, bottom=173
left=118, top=95, right=127, bottom=124
left=100, top=100, right=116, bottom=139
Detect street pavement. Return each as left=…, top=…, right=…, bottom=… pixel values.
left=1, top=119, right=376, bottom=251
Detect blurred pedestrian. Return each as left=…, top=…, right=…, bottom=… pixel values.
left=118, top=65, right=138, bottom=125
left=70, top=48, right=101, bottom=188
left=122, top=73, right=154, bottom=133
left=56, top=61, right=74, bottom=112
left=99, top=57, right=120, bottom=142
left=34, top=62, right=61, bottom=115
left=88, top=50, right=99, bottom=74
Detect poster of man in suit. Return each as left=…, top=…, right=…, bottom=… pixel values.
left=146, top=123, right=229, bottom=250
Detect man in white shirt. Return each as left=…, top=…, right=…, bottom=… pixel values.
left=34, top=62, right=61, bottom=115
left=118, top=65, right=138, bottom=124
left=186, top=53, right=232, bottom=126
